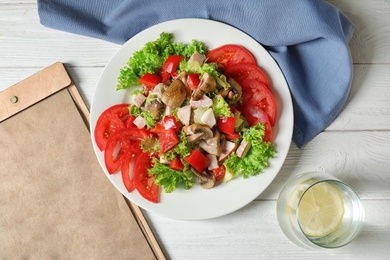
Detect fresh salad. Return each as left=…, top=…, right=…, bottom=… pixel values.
left=94, top=32, right=277, bottom=203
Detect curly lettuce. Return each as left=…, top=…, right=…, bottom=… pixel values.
left=117, top=32, right=208, bottom=90
left=213, top=94, right=233, bottom=118
left=223, top=123, right=276, bottom=179
left=148, top=158, right=193, bottom=193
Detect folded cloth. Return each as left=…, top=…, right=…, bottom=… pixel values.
left=37, top=0, right=354, bottom=148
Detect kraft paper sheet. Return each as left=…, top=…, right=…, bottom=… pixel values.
left=0, top=63, right=164, bottom=259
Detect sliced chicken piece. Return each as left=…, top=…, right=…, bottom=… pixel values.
left=177, top=105, right=191, bottom=126
left=218, top=141, right=238, bottom=162
left=133, top=93, right=146, bottom=108
left=190, top=94, right=213, bottom=108
left=200, top=107, right=216, bottom=128
left=133, top=116, right=146, bottom=129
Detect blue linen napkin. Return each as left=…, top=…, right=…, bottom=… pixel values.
left=37, top=0, right=354, bottom=148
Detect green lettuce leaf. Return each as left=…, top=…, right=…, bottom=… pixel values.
left=213, top=94, right=233, bottom=118
left=223, top=123, right=276, bottom=178
left=117, top=32, right=208, bottom=90
left=148, top=158, right=194, bottom=193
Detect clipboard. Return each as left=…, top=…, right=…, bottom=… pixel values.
left=0, top=62, right=165, bottom=259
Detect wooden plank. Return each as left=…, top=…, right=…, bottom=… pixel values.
left=328, top=0, right=390, bottom=64
left=145, top=199, right=390, bottom=259
left=329, top=64, right=390, bottom=130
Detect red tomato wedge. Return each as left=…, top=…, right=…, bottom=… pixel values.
left=94, top=104, right=130, bottom=151
left=206, top=44, right=256, bottom=67
left=185, top=149, right=210, bottom=173
left=216, top=116, right=236, bottom=135
left=170, top=155, right=184, bottom=171
left=151, top=115, right=181, bottom=134
left=159, top=128, right=180, bottom=153
left=134, top=152, right=160, bottom=203
left=138, top=73, right=161, bottom=88
left=212, top=165, right=226, bottom=181
left=160, top=55, right=184, bottom=82
left=187, top=73, right=201, bottom=90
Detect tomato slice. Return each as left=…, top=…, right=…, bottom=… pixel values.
left=224, top=62, right=270, bottom=87
left=134, top=152, right=160, bottom=203
left=206, top=44, right=256, bottom=68
left=94, top=104, right=130, bottom=151
left=227, top=63, right=276, bottom=126
left=121, top=152, right=137, bottom=192
left=104, top=128, right=143, bottom=174
left=240, top=79, right=276, bottom=126
left=238, top=105, right=273, bottom=142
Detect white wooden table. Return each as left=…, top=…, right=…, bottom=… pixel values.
left=1, top=1, right=389, bottom=259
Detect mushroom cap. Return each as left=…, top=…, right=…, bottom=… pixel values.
left=161, top=79, right=187, bottom=108
left=190, top=167, right=216, bottom=189
left=186, top=124, right=213, bottom=139
left=199, top=130, right=225, bottom=156
left=225, top=78, right=242, bottom=104
left=191, top=88, right=204, bottom=101
left=145, top=99, right=164, bottom=118
left=198, top=72, right=216, bottom=93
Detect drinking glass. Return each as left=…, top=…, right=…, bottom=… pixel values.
left=276, top=171, right=364, bottom=249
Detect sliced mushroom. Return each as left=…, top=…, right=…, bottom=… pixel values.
left=191, top=88, right=204, bottom=101
left=225, top=78, right=242, bottom=104
left=198, top=72, right=216, bottom=93
left=185, top=124, right=213, bottom=144
left=191, top=167, right=216, bottom=189
left=199, top=130, right=225, bottom=156
left=186, top=124, right=213, bottom=136
left=191, top=72, right=217, bottom=101
left=186, top=132, right=203, bottom=144
left=176, top=71, right=192, bottom=99
left=161, top=79, right=187, bottom=108
left=218, top=87, right=230, bottom=98
left=176, top=71, right=188, bottom=86
left=145, top=99, right=164, bottom=118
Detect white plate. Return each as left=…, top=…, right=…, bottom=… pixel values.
left=90, top=18, right=293, bottom=220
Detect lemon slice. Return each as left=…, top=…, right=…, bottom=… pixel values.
left=298, top=182, right=345, bottom=237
